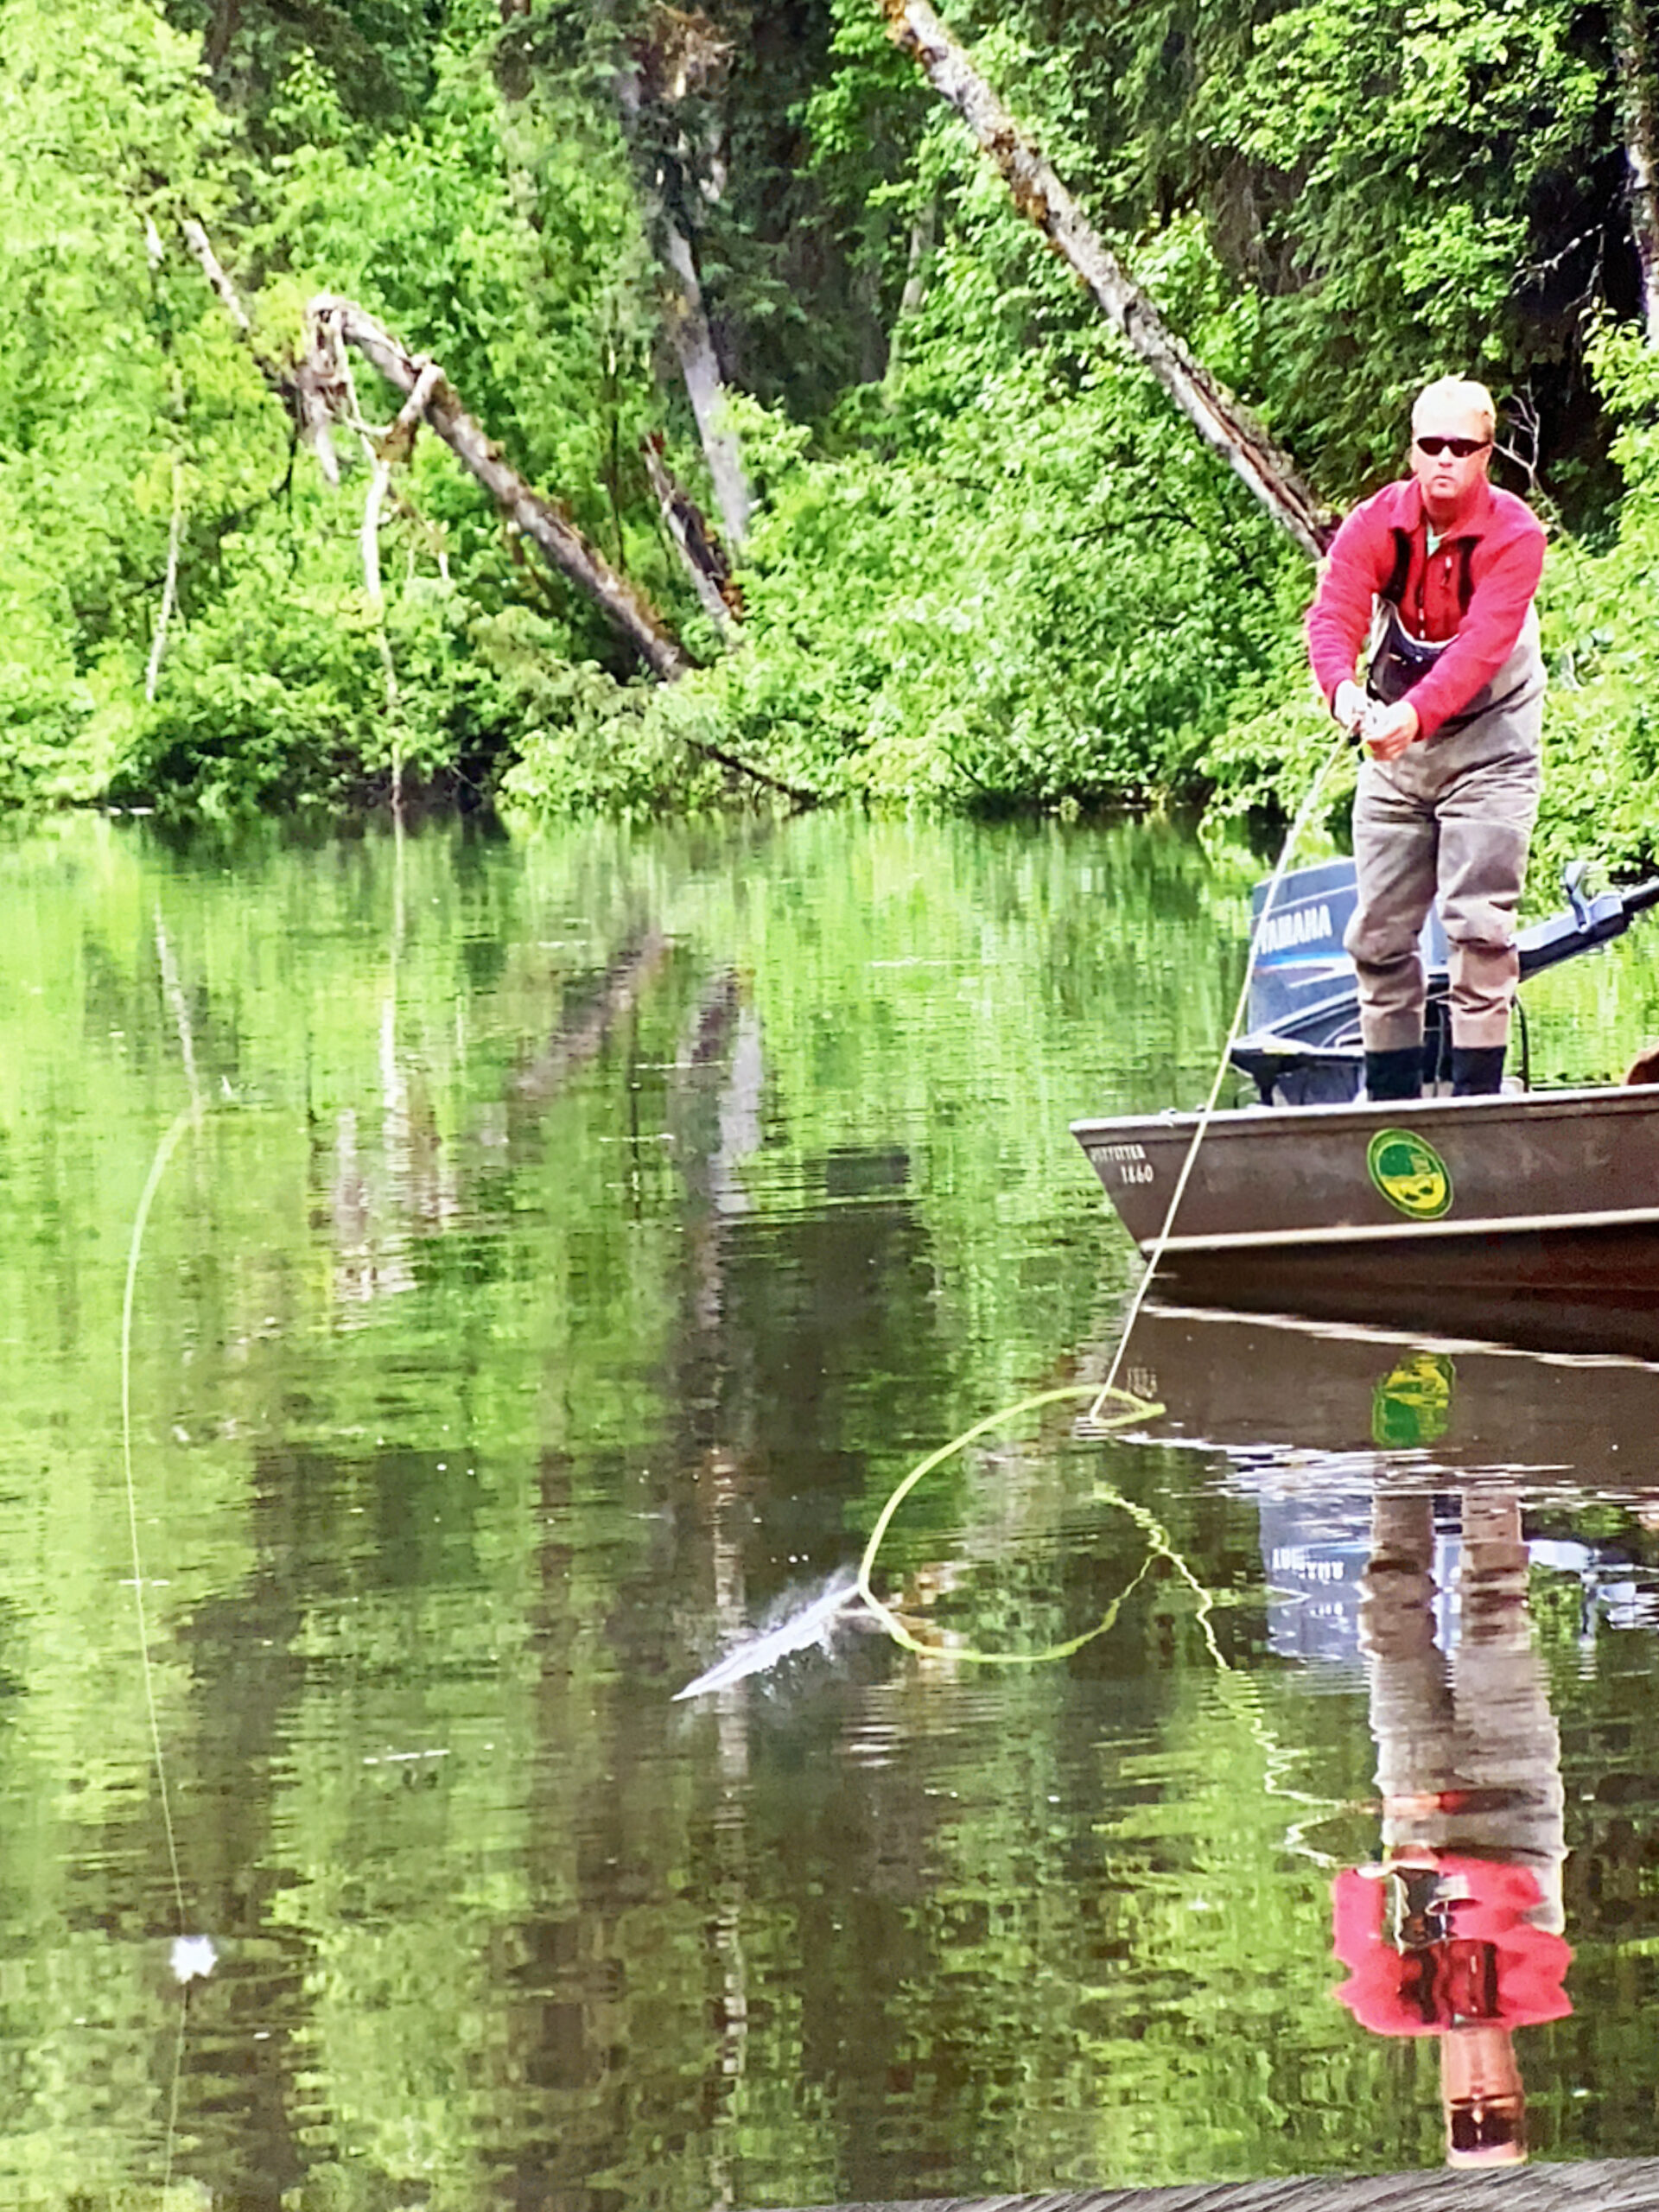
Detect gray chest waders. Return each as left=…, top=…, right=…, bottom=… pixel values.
left=1349, top=531, right=1547, bottom=1084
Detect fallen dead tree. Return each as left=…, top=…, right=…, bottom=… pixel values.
left=305, top=296, right=694, bottom=681
left=300, top=302, right=824, bottom=800
left=181, top=223, right=696, bottom=678
left=880, top=0, right=1335, bottom=561
left=176, top=232, right=818, bottom=807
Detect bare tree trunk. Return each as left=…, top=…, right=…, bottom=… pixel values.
left=880, top=0, right=1334, bottom=559
left=145, top=463, right=184, bottom=703
left=1617, top=0, right=1659, bottom=347
left=306, top=296, right=695, bottom=681
left=339, top=346, right=428, bottom=806
left=615, top=31, right=754, bottom=552
left=359, top=451, right=403, bottom=803
left=661, top=226, right=753, bottom=551
left=887, top=194, right=938, bottom=381
left=642, top=433, right=741, bottom=635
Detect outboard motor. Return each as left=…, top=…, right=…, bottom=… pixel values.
left=1230, top=858, right=1659, bottom=1108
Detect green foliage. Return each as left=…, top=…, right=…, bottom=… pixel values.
left=0, top=0, right=238, bottom=801
left=0, top=0, right=1657, bottom=844
left=1197, top=0, right=1611, bottom=486
left=493, top=617, right=729, bottom=820
left=612, top=222, right=1306, bottom=813
left=1523, top=325, right=1659, bottom=875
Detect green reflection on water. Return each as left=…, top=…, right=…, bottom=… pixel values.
left=0, top=812, right=1656, bottom=2208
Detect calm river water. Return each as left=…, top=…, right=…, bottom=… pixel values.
left=3, top=810, right=1659, bottom=2209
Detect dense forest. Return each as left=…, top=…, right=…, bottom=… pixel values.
left=6, top=0, right=1659, bottom=862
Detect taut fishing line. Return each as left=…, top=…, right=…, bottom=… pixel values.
left=673, top=731, right=1352, bottom=1696
left=120, top=1103, right=218, bottom=1986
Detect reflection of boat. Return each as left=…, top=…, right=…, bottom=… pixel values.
left=1071, top=858, right=1659, bottom=1347
left=1116, top=1304, right=1659, bottom=1667
left=1116, top=1303, right=1659, bottom=1469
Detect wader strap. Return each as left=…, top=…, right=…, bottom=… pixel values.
left=1381, top=528, right=1413, bottom=610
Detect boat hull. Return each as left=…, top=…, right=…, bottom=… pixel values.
left=1072, top=1085, right=1659, bottom=1348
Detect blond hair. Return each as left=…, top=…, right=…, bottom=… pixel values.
left=1412, top=377, right=1497, bottom=441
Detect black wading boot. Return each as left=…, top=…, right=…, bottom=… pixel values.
left=1363, top=1046, right=1423, bottom=1102
left=1452, top=1045, right=1506, bottom=1096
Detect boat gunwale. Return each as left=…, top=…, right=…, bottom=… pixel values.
left=1069, top=1078, right=1659, bottom=1145
left=1141, top=1203, right=1659, bottom=1255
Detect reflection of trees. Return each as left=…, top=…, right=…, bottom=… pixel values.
left=30, top=815, right=1659, bottom=2200
left=321, top=906, right=668, bottom=1314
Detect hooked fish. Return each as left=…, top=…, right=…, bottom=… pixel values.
left=674, top=1570, right=864, bottom=1700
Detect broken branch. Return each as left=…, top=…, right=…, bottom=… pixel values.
left=307, top=295, right=694, bottom=679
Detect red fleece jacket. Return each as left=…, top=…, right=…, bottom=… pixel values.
left=1306, top=478, right=1546, bottom=741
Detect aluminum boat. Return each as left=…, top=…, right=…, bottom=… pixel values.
left=1072, top=859, right=1659, bottom=1332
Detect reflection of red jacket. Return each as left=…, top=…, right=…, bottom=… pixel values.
left=1332, top=1858, right=1573, bottom=2037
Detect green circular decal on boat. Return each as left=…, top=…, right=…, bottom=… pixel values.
left=1367, top=1128, right=1453, bottom=1220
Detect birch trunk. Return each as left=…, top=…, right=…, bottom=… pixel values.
left=145, top=464, right=184, bottom=703
left=615, top=41, right=753, bottom=553
left=642, top=434, right=741, bottom=635
left=1617, top=0, right=1659, bottom=347
left=880, top=0, right=1334, bottom=559
left=658, top=216, right=753, bottom=550
left=307, top=296, right=694, bottom=681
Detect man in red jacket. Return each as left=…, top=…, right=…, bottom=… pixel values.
left=1306, top=378, right=1548, bottom=1098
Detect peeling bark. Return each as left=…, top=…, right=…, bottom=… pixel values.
left=880, top=0, right=1334, bottom=559
left=615, top=15, right=753, bottom=552
left=306, top=296, right=695, bottom=680
left=642, top=432, right=742, bottom=634
left=1617, top=0, right=1659, bottom=347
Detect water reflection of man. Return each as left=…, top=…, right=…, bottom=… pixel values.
left=1332, top=1484, right=1571, bottom=2167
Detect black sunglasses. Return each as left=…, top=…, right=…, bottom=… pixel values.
left=1415, top=435, right=1491, bottom=459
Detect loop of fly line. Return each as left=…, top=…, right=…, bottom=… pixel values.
left=855, top=1384, right=1168, bottom=1666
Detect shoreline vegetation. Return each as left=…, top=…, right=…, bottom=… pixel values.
left=7, top=0, right=1659, bottom=874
